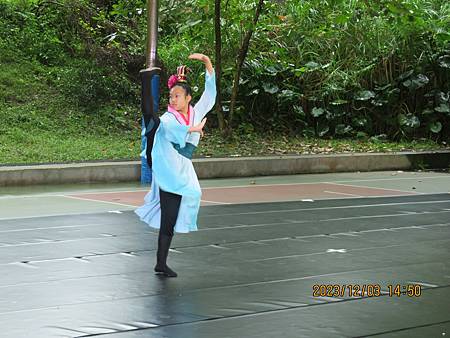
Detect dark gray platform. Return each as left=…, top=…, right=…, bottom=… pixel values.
left=1, top=194, right=449, bottom=337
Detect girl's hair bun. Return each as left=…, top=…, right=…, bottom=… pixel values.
left=168, top=65, right=190, bottom=89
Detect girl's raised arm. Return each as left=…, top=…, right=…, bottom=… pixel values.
left=189, top=54, right=216, bottom=121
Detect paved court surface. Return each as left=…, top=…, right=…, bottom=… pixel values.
left=0, top=171, right=450, bottom=337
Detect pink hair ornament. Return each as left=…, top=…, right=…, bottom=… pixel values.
left=167, top=65, right=191, bottom=89
left=167, top=75, right=178, bottom=89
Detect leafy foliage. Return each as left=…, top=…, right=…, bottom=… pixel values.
left=1, top=0, right=449, bottom=142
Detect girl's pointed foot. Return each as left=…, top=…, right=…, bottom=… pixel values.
left=154, top=264, right=178, bottom=277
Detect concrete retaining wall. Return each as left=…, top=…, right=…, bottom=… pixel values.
left=1, top=151, right=449, bottom=187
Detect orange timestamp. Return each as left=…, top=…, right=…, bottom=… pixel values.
left=312, top=284, right=422, bottom=298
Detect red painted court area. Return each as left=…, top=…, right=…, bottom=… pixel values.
left=68, top=182, right=418, bottom=207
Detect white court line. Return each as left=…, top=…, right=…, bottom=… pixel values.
left=251, top=251, right=336, bottom=262
left=334, top=175, right=450, bottom=183
left=199, top=213, right=450, bottom=232
left=0, top=233, right=123, bottom=248
left=201, top=199, right=231, bottom=205
left=199, top=220, right=308, bottom=231
left=314, top=296, right=343, bottom=302
left=325, top=181, right=423, bottom=196
left=209, top=244, right=230, bottom=250
left=250, top=244, right=406, bottom=262
left=168, top=249, right=183, bottom=254
left=200, top=193, right=445, bottom=207
left=319, top=210, right=450, bottom=223
left=0, top=213, right=89, bottom=222
left=0, top=209, right=137, bottom=222
left=200, top=175, right=449, bottom=190
left=0, top=223, right=106, bottom=233
left=409, top=281, right=438, bottom=288
left=323, top=190, right=362, bottom=197
left=202, top=199, right=450, bottom=218
left=0, top=193, right=68, bottom=200
left=0, top=189, right=148, bottom=200
left=63, top=195, right=137, bottom=208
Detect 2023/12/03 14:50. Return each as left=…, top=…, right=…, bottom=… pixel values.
left=312, top=284, right=422, bottom=297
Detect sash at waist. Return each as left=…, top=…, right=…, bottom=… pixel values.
left=171, top=142, right=196, bottom=159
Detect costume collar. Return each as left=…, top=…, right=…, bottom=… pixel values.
left=168, top=105, right=194, bottom=125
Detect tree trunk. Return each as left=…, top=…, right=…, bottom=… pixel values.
left=214, top=0, right=226, bottom=132
left=227, top=0, right=265, bottom=136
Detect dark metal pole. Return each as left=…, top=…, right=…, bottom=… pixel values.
left=146, top=0, right=159, bottom=68
left=141, top=0, right=161, bottom=185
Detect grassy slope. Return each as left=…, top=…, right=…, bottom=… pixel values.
left=0, top=55, right=141, bottom=164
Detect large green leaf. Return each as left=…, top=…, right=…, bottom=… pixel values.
left=371, top=99, right=388, bottom=107
left=428, top=121, right=442, bottom=133
left=311, top=107, right=325, bottom=117
left=179, top=19, right=203, bottom=32
left=370, top=134, right=388, bottom=142
left=318, top=125, right=329, bottom=136
left=402, top=74, right=429, bottom=90
left=279, top=89, right=296, bottom=100
left=352, top=117, right=368, bottom=127
left=398, top=70, right=414, bottom=81
left=438, top=55, right=450, bottom=69
left=356, top=131, right=368, bottom=139
left=398, top=114, right=420, bottom=128
left=330, top=99, right=348, bottom=106
left=294, top=105, right=304, bottom=116
left=305, top=61, right=320, bottom=70
left=302, top=127, right=315, bottom=138
left=335, top=124, right=352, bottom=135
left=262, top=83, right=279, bottom=94
left=354, top=90, right=375, bottom=101
left=438, top=92, right=449, bottom=103
left=422, top=108, right=435, bottom=115
left=435, top=103, right=450, bottom=113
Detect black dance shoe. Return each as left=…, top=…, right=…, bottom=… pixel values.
left=154, top=264, right=178, bottom=277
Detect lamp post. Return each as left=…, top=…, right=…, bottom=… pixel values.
left=140, top=0, right=161, bottom=185
left=146, top=0, right=158, bottom=69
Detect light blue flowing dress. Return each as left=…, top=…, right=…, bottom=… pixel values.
left=135, top=70, right=216, bottom=233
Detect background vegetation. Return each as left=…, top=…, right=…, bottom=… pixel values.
left=0, top=0, right=449, bottom=163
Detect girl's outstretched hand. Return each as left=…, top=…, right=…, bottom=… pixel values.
left=189, top=118, right=207, bottom=137
left=188, top=54, right=214, bottom=75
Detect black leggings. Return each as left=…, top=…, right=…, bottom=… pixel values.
left=159, top=189, right=182, bottom=237
left=141, top=69, right=160, bottom=167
